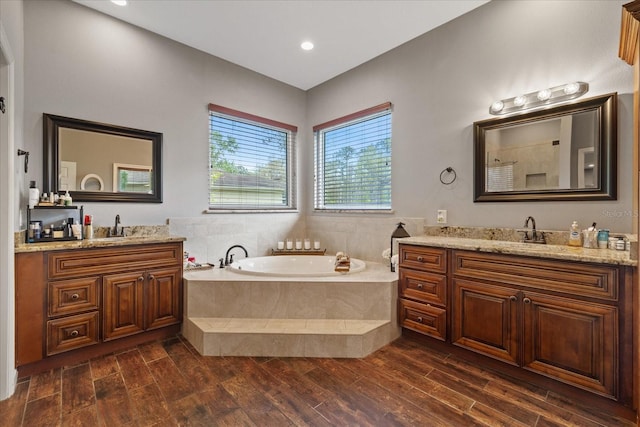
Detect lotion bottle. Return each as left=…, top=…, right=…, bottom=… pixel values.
left=568, top=221, right=581, bottom=246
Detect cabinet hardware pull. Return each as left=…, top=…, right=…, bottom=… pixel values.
left=509, top=295, right=517, bottom=301
left=523, top=297, right=531, bottom=304
left=71, top=293, right=79, bottom=300
left=417, top=317, right=423, bottom=323
left=138, top=276, right=144, bottom=282
left=69, top=330, right=79, bottom=337
left=148, top=274, right=155, bottom=281
left=417, top=283, right=423, bottom=289
left=417, top=256, right=424, bottom=262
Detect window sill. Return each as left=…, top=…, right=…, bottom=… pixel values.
left=312, top=209, right=394, bottom=214
left=204, top=209, right=299, bottom=214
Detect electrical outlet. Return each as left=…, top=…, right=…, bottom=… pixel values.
left=437, top=209, right=447, bottom=224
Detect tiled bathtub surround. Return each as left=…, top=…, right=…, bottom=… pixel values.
left=182, top=261, right=399, bottom=358
left=169, top=214, right=425, bottom=264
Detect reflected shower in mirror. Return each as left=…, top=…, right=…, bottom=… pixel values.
left=473, top=93, right=616, bottom=202
left=43, top=114, right=162, bottom=203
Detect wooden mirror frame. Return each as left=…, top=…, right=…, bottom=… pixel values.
left=473, top=93, right=617, bottom=202
left=43, top=114, right=163, bottom=203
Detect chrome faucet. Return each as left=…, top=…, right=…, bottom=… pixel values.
left=524, top=216, right=537, bottom=241
left=224, top=245, right=248, bottom=266
left=521, top=216, right=545, bottom=244
left=109, top=214, right=122, bottom=237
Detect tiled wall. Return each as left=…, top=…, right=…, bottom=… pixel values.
left=169, top=214, right=425, bottom=264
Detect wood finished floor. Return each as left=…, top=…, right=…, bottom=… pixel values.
left=0, top=335, right=635, bottom=427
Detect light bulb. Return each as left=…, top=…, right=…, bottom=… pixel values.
left=537, top=89, right=551, bottom=101
left=301, top=41, right=314, bottom=51
left=111, top=0, right=127, bottom=5
left=564, top=82, right=580, bottom=95
left=513, top=96, right=527, bottom=107
left=490, top=101, right=504, bottom=113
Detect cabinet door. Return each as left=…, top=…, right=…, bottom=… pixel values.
left=521, top=291, right=618, bottom=399
left=452, top=278, right=519, bottom=365
left=103, top=271, right=145, bottom=341
left=146, top=267, right=182, bottom=330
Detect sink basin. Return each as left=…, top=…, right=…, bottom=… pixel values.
left=521, top=238, right=546, bottom=244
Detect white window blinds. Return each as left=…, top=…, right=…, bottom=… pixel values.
left=314, top=103, right=392, bottom=210
left=208, top=104, right=297, bottom=210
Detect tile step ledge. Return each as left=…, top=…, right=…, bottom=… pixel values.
left=184, top=317, right=393, bottom=358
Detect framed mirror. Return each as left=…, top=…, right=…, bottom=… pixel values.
left=473, top=93, right=617, bottom=202
left=43, top=114, right=162, bottom=203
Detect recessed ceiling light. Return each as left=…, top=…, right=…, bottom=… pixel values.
left=300, top=41, right=314, bottom=51
left=111, top=0, right=127, bottom=6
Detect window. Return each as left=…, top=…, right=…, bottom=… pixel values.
left=208, top=104, right=297, bottom=210
left=113, top=163, right=153, bottom=193
left=314, top=103, right=392, bottom=211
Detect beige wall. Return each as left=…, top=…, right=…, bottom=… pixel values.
left=307, top=0, right=634, bottom=232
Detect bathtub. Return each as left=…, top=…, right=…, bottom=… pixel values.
left=183, top=257, right=399, bottom=358
left=227, top=255, right=366, bottom=277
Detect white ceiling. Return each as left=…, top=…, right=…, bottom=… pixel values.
left=73, top=0, right=489, bottom=90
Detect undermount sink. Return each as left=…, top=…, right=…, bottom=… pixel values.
left=521, top=238, right=546, bottom=244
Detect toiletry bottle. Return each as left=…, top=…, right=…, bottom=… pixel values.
left=64, top=190, right=72, bottom=206
left=568, top=221, right=581, bottom=246
left=84, top=215, right=93, bottom=240
left=28, top=181, right=39, bottom=209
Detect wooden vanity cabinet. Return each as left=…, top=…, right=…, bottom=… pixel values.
left=103, top=266, right=182, bottom=341
left=398, top=244, right=633, bottom=406
left=397, top=245, right=448, bottom=340
left=15, top=242, right=183, bottom=374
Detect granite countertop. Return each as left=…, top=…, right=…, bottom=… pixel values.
left=400, top=236, right=637, bottom=267
left=15, top=235, right=186, bottom=254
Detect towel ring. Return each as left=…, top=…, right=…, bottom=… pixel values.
left=80, top=173, right=105, bottom=191
left=439, top=167, right=456, bottom=185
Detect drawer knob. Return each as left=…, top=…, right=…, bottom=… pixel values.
left=509, top=295, right=517, bottom=302
left=417, top=256, right=424, bottom=262
left=69, top=330, right=79, bottom=337
left=417, top=316, right=423, bottom=323
left=523, top=297, right=532, bottom=304
left=71, top=293, right=80, bottom=300
left=417, top=283, right=423, bottom=289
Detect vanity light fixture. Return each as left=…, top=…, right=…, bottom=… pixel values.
left=489, top=81, right=589, bottom=115
left=301, top=41, right=314, bottom=51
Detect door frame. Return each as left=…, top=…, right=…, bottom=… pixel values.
left=0, top=20, right=17, bottom=400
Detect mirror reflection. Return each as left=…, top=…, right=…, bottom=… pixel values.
left=59, top=128, right=154, bottom=193
left=473, top=93, right=616, bottom=202
left=484, top=110, right=598, bottom=192
left=43, top=114, right=163, bottom=203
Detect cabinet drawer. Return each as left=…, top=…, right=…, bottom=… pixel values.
left=47, top=312, right=99, bottom=356
left=48, top=277, right=100, bottom=317
left=399, top=245, right=446, bottom=273
left=452, top=250, right=618, bottom=301
left=398, top=298, right=446, bottom=341
left=48, top=243, right=182, bottom=279
left=399, top=268, right=446, bottom=306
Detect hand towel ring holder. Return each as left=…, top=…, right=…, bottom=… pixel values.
left=439, top=167, right=456, bottom=185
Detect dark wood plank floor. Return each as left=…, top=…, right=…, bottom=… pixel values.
left=0, top=335, right=635, bottom=426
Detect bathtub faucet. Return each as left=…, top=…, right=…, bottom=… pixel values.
left=224, top=245, right=248, bottom=266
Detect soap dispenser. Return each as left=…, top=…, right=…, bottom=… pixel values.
left=64, top=190, right=72, bottom=206
left=568, top=221, right=581, bottom=247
